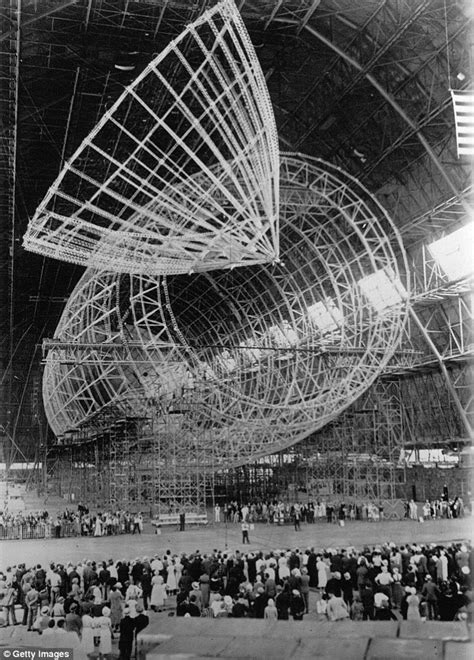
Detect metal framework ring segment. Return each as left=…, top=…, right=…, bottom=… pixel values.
left=43, top=154, right=409, bottom=467
left=23, top=0, right=279, bottom=275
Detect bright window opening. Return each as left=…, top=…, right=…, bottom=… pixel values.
left=238, top=340, right=261, bottom=364
left=405, top=449, right=459, bottom=465
left=266, top=323, right=298, bottom=348
left=217, top=349, right=237, bottom=372
left=359, top=269, right=406, bottom=312
left=307, top=299, right=342, bottom=333
left=429, top=223, right=474, bottom=281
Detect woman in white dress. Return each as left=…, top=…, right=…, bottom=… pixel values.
left=80, top=612, right=95, bottom=657
left=94, top=516, right=103, bottom=537
left=93, top=582, right=103, bottom=605
left=125, top=582, right=142, bottom=603
left=316, top=556, right=328, bottom=590
left=174, top=557, right=183, bottom=587
left=406, top=587, right=421, bottom=621
left=166, top=560, right=177, bottom=595
left=278, top=554, right=290, bottom=581
left=97, top=606, right=112, bottom=657
left=150, top=574, right=167, bottom=612
left=109, top=584, right=124, bottom=632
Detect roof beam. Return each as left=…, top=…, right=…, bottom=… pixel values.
left=0, top=0, right=79, bottom=44
left=293, top=0, right=432, bottom=147
left=264, top=0, right=284, bottom=30
left=275, top=17, right=473, bottom=217
left=296, top=0, right=320, bottom=35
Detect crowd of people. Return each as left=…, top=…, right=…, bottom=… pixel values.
left=0, top=492, right=465, bottom=543
left=169, top=540, right=472, bottom=622
left=218, top=500, right=381, bottom=525
left=0, top=506, right=145, bottom=539
left=217, top=496, right=466, bottom=526
left=0, top=537, right=472, bottom=658
left=410, top=497, right=465, bottom=520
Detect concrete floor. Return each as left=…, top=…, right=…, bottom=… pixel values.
left=0, top=516, right=472, bottom=568
left=135, top=618, right=473, bottom=660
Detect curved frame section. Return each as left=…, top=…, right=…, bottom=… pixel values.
left=24, top=0, right=279, bottom=275
left=43, top=154, right=409, bottom=466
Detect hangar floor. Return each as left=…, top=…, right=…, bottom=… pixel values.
left=0, top=516, right=472, bottom=567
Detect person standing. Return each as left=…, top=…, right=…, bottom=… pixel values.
left=421, top=576, right=439, bottom=620
left=150, top=575, right=167, bottom=612
left=214, top=505, right=221, bottom=523
left=293, top=508, right=301, bottom=531
left=3, top=583, right=18, bottom=626
left=290, top=589, right=305, bottom=621
left=326, top=591, right=350, bottom=621
left=406, top=587, right=421, bottom=621
left=134, top=603, right=149, bottom=636
left=316, top=555, right=328, bottom=592
left=110, top=584, right=124, bottom=633
left=81, top=609, right=95, bottom=657
left=437, top=551, right=448, bottom=582
left=300, top=567, right=310, bottom=614
left=241, top=520, right=250, bottom=544
left=132, top=513, right=142, bottom=535
left=264, top=598, right=278, bottom=620
left=25, top=584, right=39, bottom=631
left=118, top=606, right=135, bottom=660
left=179, top=511, right=186, bottom=532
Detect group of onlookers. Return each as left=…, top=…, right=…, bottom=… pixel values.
left=0, top=507, right=144, bottom=540
left=412, top=497, right=465, bottom=520
left=0, top=538, right=471, bottom=658
left=0, top=558, right=150, bottom=658
left=218, top=495, right=466, bottom=527
left=219, top=500, right=382, bottom=525
left=170, top=540, right=472, bottom=623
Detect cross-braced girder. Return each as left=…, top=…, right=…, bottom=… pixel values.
left=42, top=154, right=409, bottom=469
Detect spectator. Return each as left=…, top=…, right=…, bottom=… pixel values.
left=326, top=591, right=349, bottom=621
left=290, top=589, right=305, bottom=621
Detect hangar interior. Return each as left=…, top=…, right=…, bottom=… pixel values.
left=0, top=0, right=472, bottom=514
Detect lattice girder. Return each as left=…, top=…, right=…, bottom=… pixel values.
left=43, top=154, right=409, bottom=466
left=23, top=0, right=279, bottom=276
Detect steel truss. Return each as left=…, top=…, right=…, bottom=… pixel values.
left=41, top=154, right=409, bottom=471
left=264, top=0, right=472, bottom=227
left=216, top=360, right=472, bottom=504
left=49, top=415, right=214, bottom=513
left=23, top=0, right=280, bottom=276
left=4, top=0, right=471, bottom=502
left=395, top=368, right=466, bottom=446
left=304, top=242, right=473, bottom=497
left=300, top=378, right=406, bottom=501
left=0, top=0, right=20, bottom=464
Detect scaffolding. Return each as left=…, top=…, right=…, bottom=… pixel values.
left=47, top=405, right=214, bottom=515
left=296, top=378, right=406, bottom=501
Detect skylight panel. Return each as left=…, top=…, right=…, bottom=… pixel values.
left=307, top=299, right=342, bottom=333
left=359, top=270, right=406, bottom=312
left=429, top=223, right=474, bottom=282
